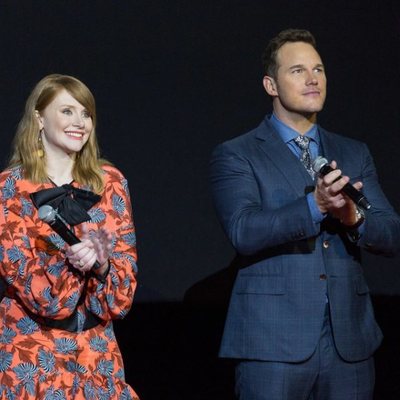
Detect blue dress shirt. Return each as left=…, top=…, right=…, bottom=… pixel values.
left=269, top=114, right=324, bottom=224
left=269, top=114, right=364, bottom=238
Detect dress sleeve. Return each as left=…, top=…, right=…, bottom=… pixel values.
left=0, top=171, right=86, bottom=319
left=84, top=167, right=138, bottom=321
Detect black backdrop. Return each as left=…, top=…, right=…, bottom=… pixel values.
left=1, top=1, right=400, bottom=398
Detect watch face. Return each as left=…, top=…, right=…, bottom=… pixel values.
left=356, top=207, right=365, bottom=220
left=350, top=207, right=365, bottom=230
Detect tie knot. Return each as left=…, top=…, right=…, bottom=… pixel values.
left=294, top=135, right=310, bottom=150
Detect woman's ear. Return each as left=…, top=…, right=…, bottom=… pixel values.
left=34, top=110, right=44, bottom=130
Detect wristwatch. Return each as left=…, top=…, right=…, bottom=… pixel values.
left=350, top=206, right=365, bottom=229
left=345, top=206, right=365, bottom=241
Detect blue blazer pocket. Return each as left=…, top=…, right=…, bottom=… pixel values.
left=235, top=275, right=286, bottom=295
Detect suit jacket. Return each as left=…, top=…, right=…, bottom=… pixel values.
left=210, top=116, right=400, bottom=363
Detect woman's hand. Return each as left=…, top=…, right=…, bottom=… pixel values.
left=65, top=237, right=98, bottom=273
left=88, top=226, right=113, bottom=275
left=65, top=225, right=113, bottom=275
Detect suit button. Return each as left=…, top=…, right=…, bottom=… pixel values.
left=319, top=274, right=327, bottom=280
left=323, top=240, right=329, bottom=248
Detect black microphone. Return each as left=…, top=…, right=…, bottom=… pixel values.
left=38, top=205, right=101, bottom=268
left=312, top=156, right=371, bottom=210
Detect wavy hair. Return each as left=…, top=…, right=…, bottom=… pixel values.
left=9, top=74, right=110, bottom=193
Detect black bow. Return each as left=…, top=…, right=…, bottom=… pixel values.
left=30, top=184, right=101, bottom=226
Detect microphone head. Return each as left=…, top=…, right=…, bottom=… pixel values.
left=312, top=156, right=328, bottom=173
left=38, top=205, right=57, bottom=223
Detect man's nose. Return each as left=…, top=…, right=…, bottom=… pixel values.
left=306, top=71, right=318, bottom=85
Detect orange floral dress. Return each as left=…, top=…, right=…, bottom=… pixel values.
left=0, top=165, right=139, bottom=399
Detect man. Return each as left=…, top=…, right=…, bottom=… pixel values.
left=210, top=29, right=400, bottom=400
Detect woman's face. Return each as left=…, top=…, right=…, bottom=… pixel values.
left=36, top=89, right=93, bottom=158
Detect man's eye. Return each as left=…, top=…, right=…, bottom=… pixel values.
left=292, top=69, right=303, bottom=74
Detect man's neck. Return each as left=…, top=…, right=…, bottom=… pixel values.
left=272, top=109, right=317, bottom=135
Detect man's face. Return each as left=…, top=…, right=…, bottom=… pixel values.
left=265, top=41, right=327, bottom=120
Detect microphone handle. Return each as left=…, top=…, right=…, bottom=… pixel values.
left=319, top=164, right=371, bottom=210
left=341, top=184, right=371, bottom=210
left=49, top=217, right=102, bottom=269
left=49, top=217, right=81, bottom=245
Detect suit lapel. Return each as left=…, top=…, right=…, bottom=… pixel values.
left=319, top=128, right=344, bottom=167
left=255, top=120, right=314, bottom=198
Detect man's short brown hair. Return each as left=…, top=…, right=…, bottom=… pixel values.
left=262, top=29, right=317, bottom=78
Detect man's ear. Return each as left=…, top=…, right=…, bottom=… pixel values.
left=263, top=75, right=277, bottom=96
left=35, top=110, right=44, bottom=130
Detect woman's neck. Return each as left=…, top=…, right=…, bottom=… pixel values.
left=46, top=153, right=75, bottom=186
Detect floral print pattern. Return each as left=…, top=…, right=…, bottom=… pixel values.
left=0, top=165, right=139, bottom=399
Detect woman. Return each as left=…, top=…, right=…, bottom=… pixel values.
left=0, top=74, right=139, bottom=399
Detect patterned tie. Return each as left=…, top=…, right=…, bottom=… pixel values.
left=294, top=135, right=315, bottom=179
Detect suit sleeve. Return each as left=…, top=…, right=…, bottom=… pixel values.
left=209, top=143, right=320, bottom=255
left=356, top=143, right=400, bottom=255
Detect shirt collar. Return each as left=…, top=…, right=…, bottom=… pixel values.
left=269, top=113, right=319, bottom=145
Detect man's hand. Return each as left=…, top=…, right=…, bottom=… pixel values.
left=314, top=160, right=363, bottom=226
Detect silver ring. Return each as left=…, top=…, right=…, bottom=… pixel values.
left=78, top=260, right=84, bottom=267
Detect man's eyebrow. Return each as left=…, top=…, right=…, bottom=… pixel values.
left=288, top=63, right=325, bottom=70
left=289, top=64, right=305, bottom=70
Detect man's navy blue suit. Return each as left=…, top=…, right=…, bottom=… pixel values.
left=210, top=117, right=400, bottom=376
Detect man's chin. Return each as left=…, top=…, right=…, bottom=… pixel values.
left=301, top=105, right=325, bottom=116
left=297, top=109, right=322, bottom=120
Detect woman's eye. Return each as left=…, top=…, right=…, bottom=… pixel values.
left=62, top=108, right=72, bottom=115
left=82, top=111, right=91, bottom=119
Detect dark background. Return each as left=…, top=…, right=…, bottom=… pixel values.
left=1, top=1, right=400, bottom=398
